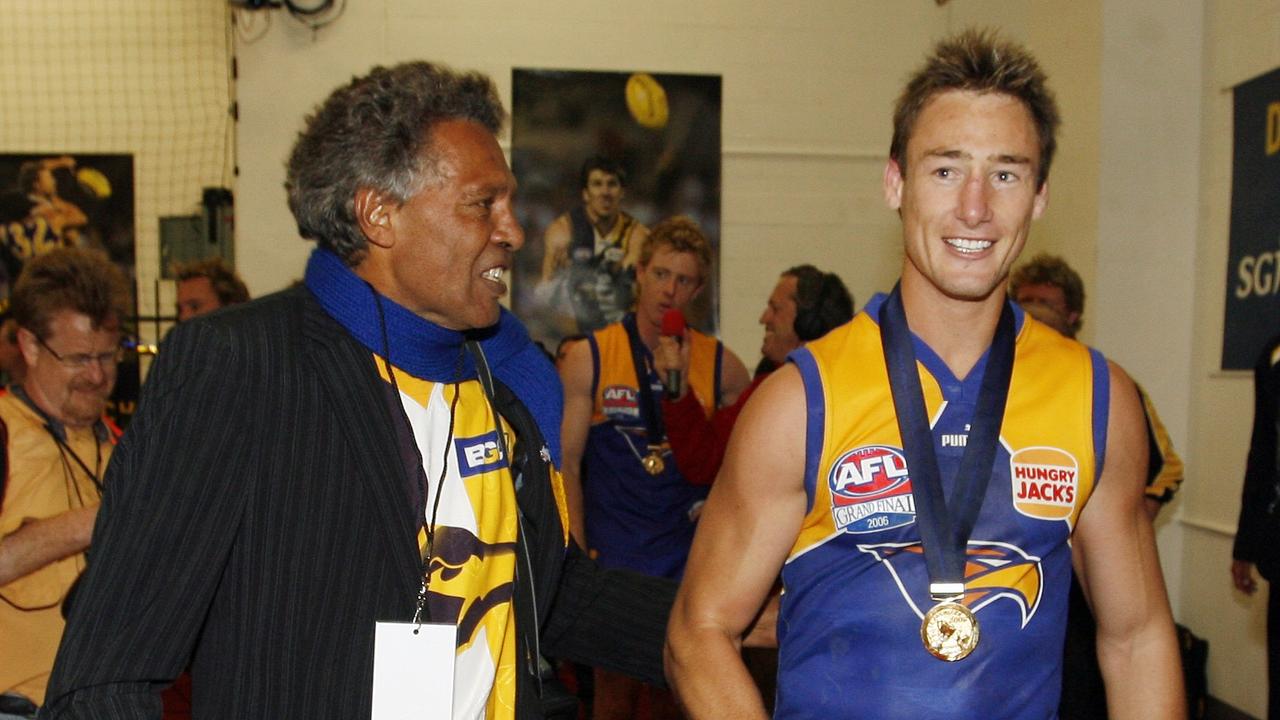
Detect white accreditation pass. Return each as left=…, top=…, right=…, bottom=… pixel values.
left=371, top=621, right=457, bottom=719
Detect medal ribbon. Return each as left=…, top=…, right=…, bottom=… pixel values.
left=878, top=284, right=1016, bottom=599
left=622, top=313, right=666, bottom=454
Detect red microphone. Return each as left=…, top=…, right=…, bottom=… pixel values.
left=660, top=309, right=687, bottom=400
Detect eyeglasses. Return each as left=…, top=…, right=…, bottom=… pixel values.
left=35, top=334, right=124, bottom=370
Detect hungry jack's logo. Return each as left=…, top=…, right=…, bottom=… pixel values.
left=856, top=541, right=1044, bottom=627
left=1010, top=447, right=1079, bottom=521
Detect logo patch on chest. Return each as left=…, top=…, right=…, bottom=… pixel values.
left=454, top=430, right=509, bottom=477
left=827, top=445, right=916, bottom=534
left=601, top=384, right=640, bottom=420
left=1009, top=447, right=1079, bottom=521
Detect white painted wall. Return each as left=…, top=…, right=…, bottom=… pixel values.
left=24, top=0, right=1280, bottom=714
left=232, top=5, right=1280, bottom=714
left=0, top=0, right=232, bottom=344
left=1178, top=2, right=1280, bottom=717
left=232, top=2, right=1104, bottom=364
left=1096, top=1, right=1203, bottom=619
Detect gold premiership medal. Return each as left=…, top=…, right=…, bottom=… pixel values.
left=642, top=449, right=665, bottom=475
left=920, top=601, right=979, bottom=662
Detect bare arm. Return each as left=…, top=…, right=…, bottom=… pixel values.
left=665, top=366, right=807, bottom=718
left=29, top=198, right=88, bottom=237
left=557, top=338, right=594, bottom=547
left=623, top=224, right=648, bottom=270
left=31, top=158, right=88, bottom=233
left=1073, top=362, right=1184, bottom=719
left=0, top=506, right=96, bottom=586
left=717, top=346, right=751, bottom=407
left=540, top=215, right=571, bottom=283
left=49, top=197, right=88, bottom=231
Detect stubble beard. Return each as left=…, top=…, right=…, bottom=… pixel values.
left=61, top=382, right=112, bottom=428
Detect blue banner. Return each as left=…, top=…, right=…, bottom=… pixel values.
left=1224, top=68, right=1280, bottom=370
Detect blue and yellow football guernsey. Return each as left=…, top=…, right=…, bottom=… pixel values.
left=376, top=357, right=569, bottom=720
left=582, top=316, right=722, bottom=578
left=776, top=295, right=1109, bottom=719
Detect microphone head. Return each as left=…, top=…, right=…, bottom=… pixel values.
left=661, top=308, right=687, bottom=337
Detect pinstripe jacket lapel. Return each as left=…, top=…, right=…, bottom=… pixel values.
left=300, top=295, right=421, bottom=602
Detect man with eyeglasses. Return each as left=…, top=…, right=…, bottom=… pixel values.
left=0, top=247, right=129, bottom=717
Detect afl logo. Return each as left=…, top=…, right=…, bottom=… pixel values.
left=827, top=445, right=916, bottom=534
left=601, top=384, right=640, bottom=419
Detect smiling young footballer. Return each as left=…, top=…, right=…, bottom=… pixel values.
left=666, top=30, right=1184, bottom=720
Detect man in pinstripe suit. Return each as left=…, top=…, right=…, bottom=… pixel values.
left=42, top=62, right=675, bottom=720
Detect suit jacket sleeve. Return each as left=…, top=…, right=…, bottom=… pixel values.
left=1235, top=335, right=1280, bottom=564
left=42, top=319, right=255, bottom=719
left=539, top=540, right=676, bottom=686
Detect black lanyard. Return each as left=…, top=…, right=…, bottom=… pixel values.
left=621, top=313, right=665, bottom=447
left=49, top=429, right=104, bottom=496
left=878, top=285, right=1015, bottom=599
left=9, top=384, right=106, bottom=495
left=368, top=287, right=462, bottom=627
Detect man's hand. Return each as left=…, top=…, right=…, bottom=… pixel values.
left=653, top=332, right=690, bottom=400
left=1232, top=559, right=1258, bottom=595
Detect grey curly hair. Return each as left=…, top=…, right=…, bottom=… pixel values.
left=285, top=61, right=506, bottom=264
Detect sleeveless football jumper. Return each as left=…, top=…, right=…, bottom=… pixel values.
left=582, top=316, right=722, bottom=578
left=776, top=295, right=1109, bottom=719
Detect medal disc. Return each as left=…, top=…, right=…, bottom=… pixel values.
left=920, top=602, right=979, bottom=662
left=642, top=451, right=665, bottom=475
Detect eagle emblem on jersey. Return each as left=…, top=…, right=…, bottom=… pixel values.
left=828, top=445, right=917, bottom=534
left=856, top=541, right=1044, bottom=627
left=427, top=525, right=517, bottom=651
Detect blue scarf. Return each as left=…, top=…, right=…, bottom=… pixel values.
left=303, top=248, right=563, bottom=467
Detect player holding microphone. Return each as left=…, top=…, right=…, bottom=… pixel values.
left=558, top=215, right=749, bottom=719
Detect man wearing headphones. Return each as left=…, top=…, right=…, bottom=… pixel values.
left=656, top=264, right=854, bottom=486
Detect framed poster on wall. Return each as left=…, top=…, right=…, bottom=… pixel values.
left=0, top=153, right=138, bottom=424
left=509, top=69, right=722, bottom=352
